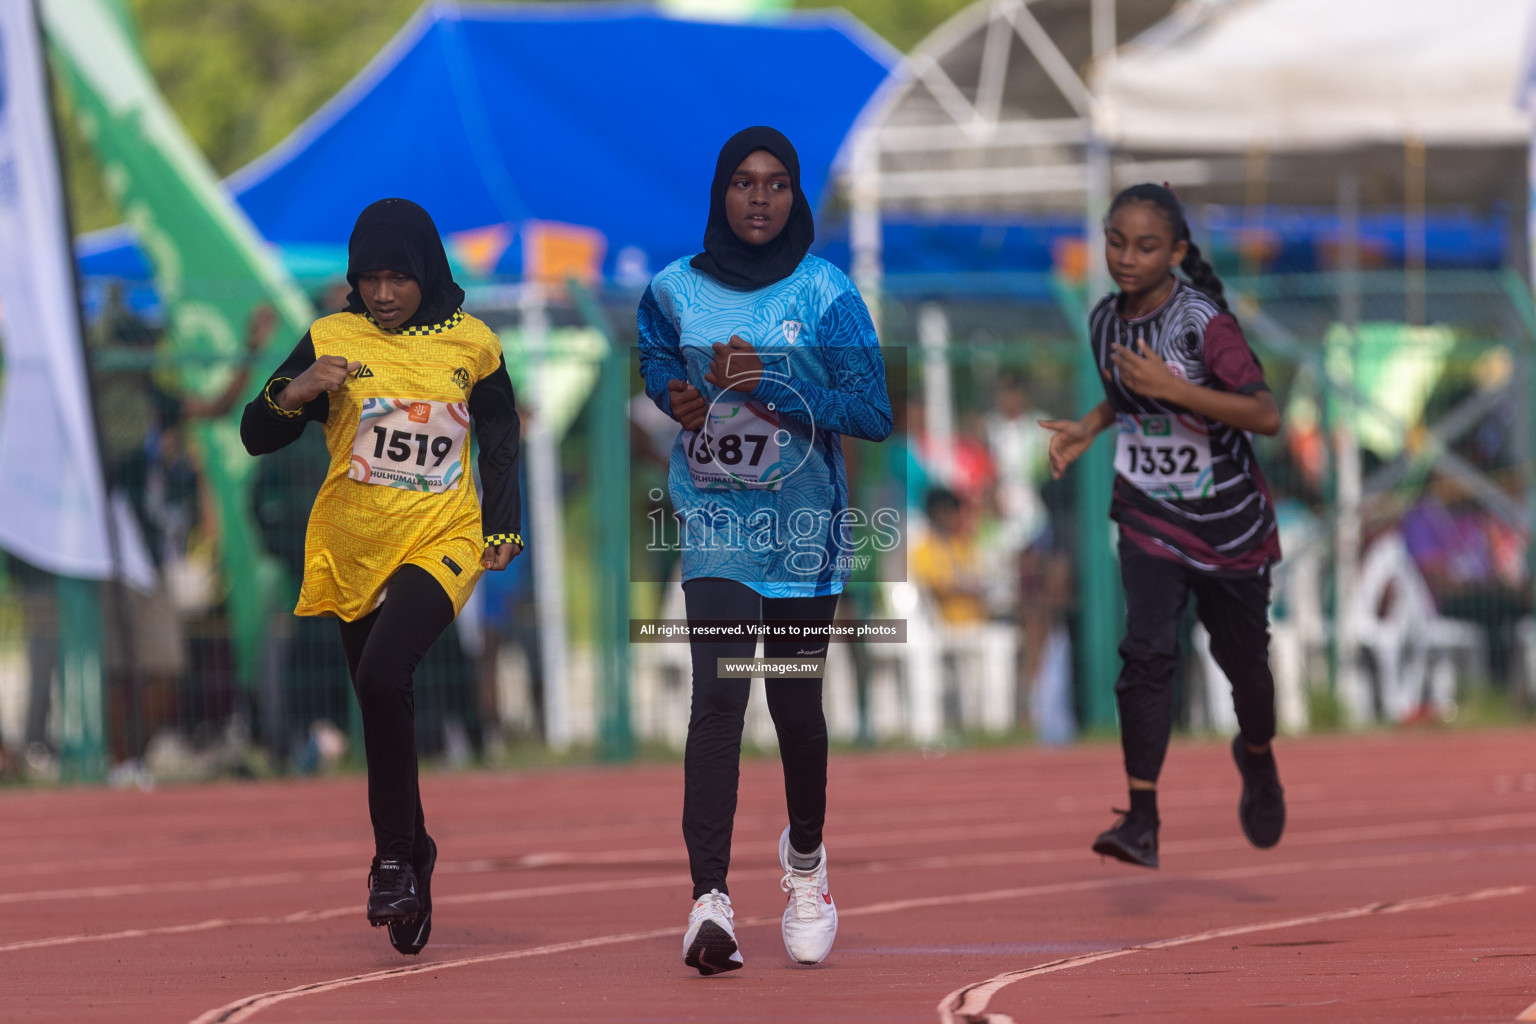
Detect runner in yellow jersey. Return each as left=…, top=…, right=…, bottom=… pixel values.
left=240, top=198, right=522, bottom=956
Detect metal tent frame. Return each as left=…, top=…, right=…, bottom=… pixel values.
left=835, top=0, right=1536, bottom=727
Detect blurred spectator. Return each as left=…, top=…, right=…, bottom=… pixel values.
left=912, top=487, right=988, bottom=625
left=985, top=373, right=1052, bottom=556
left=1401, top=486, right=1530, bottom=686
left=88, top=291, right=277, bottom=763
left=631, top=392, right=681, bottom=589
left=473, top=484, right=543, bottom=751
left=4, top=554, right=57, bottom=764
left=983, top=372, right=1075, bottom=733
left=316, top=279, right=351, bottom=315
left=898, top=398, right=934, bottom=512
left=88, top=287, right=184, bottom=762
left=251, top=426, right=341, bottom=767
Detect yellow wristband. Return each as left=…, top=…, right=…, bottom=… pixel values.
left=264, top=378, right=302, bottom=419
left=484, top=533, right=522, bottom=549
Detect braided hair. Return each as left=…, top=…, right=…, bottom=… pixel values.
left=1108, top=183, right=1229, bottom=314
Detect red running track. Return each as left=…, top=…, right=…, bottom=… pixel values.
left=3, top=729, right=1535, bottom=1023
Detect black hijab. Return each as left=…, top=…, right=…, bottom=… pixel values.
left=344, top=198, right=465, bottom=329
left=690, top=126, right=815, bottom=291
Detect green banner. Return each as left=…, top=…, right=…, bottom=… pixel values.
left=1325, top=322, right=1455, bottom=460
left=43, top=0, right=315, bottom=684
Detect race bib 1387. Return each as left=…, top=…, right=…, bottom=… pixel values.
left=684, top=399, right=786, bottom=491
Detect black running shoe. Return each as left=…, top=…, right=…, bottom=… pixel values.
left=1233, top=734, right=1286, bottom=848
left=366, top=857, right=421, bottom=926
left=1091, top=809, right=1160, bottom=868
left=388, top=834, right=436, bottom=955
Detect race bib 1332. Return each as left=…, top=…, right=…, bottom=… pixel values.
left=1114, top=412, right=1214, bottom=499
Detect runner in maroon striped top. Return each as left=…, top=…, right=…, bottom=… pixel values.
left=1042, top=183, right=1287, bottom=868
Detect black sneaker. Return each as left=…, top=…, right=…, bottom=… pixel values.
left=388, top=834, right=436, bottom=955
left=1232, top=735, right=1286, bottom=848
left=367, top=857, right=421, bottom=926
left=1091, top=809, right=1160, bottom=868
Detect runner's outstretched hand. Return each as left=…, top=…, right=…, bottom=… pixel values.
left=482, top=540, right=523, bottom=571
left=1040, top=418, right=1095, bottom=479
left=667, top=378, right=707, bottom=431
left=278, top=355, right=361, bottom=410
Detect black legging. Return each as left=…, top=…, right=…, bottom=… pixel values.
left=337, top=564, right=455, bottom=861
left=1116, top=548, right=1276, bottom=783
left=682, top=577, right=838, bottom=899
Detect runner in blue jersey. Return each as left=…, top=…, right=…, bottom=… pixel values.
left=638, top=126, right=891, bottom=975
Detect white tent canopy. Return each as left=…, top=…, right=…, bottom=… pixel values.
left=841, top=0, right=1532, bottom=219
left=1094, top=0, right=1531, bottom=152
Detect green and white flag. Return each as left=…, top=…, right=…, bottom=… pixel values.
left=0, top=0, right=110, bottom=578
left=42, top=0, right=315, bottom=684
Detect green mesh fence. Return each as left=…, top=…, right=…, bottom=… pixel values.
left=0, top=269, right=1531, bottom=783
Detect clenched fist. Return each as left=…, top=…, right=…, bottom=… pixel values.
left=705, top=335, right=764, bottom=394
left=482, top=539, right=524, bottom=571
left=277, top=354, right=362, bottom=410
left=667, top=378, right=707, bottom=432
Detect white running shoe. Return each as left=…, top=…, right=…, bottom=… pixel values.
left=778, top=826, right=838, bottom=964
left=682, top=889, right=743, bottom=976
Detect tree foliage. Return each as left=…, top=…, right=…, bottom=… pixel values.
left=60, top=0, right=976, bottom=233
left=796, top=0, right=972, bottom=53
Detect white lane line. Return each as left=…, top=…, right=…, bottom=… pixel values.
left=181, top=848, right=1533, bottom=1024
left=936, top=886, right=1528, bottom=1024
left=472, top=808, right=1536, bottom=870
left=186, top=901, right=836, bottom=1024
left=13, top=806, right=1536, bottom=908
left=849, top=844, right=1536, bottom=922
left=16, top=838, right=1536, bottom=958
left=0, top=873, right=688, bottom=954
left=1518, top=1001, right=1536, bottom=1020
left=0, top=911, right=336, bottom=953
left=0, top=869, right=361, bottom=905
left=186, top=925, right=684, bottom=1024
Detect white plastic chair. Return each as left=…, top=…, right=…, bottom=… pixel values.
left=1349, top=531, right=1485, bottom=723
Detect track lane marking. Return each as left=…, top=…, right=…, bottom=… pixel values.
left=0, top=873, right=691, bottom=953
left=936, top=887, right=1527, bottom=1024
left=11, top=807, right=1536, bottom=908
left=180, top=848, right=1533, bottom=1024
left=186, top=925, right=685, bottom=1024
left=15, top=839, right=1536, bottom=958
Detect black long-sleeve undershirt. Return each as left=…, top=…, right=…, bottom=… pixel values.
left=239, top=332, right=328, bottom=455
left=466, top=359, right=522, bottom=541
left=239, top=334, right=523, bottom=542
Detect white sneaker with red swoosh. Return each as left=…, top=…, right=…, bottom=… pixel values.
left=778, top=826, right=837, bottom=964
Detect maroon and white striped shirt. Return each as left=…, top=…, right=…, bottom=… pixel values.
left=1091, top=280, right=1281, bottom=574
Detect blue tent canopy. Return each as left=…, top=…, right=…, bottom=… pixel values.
left=78, top=1, right=896, bottom=286
left=814, top=208, right=1511, bottom=292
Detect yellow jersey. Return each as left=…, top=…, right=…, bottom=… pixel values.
left=292, top=310, right=504, bottom=620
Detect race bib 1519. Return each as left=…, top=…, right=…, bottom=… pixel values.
left=349, top=398, right=470, bottom=492
left=1114, top=413, right=1214, bottom=500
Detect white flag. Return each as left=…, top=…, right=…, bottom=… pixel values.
left=0, top=0, right=112, bottom=578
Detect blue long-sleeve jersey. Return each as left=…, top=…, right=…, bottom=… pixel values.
left=637, top=255, right=892, bottom=597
